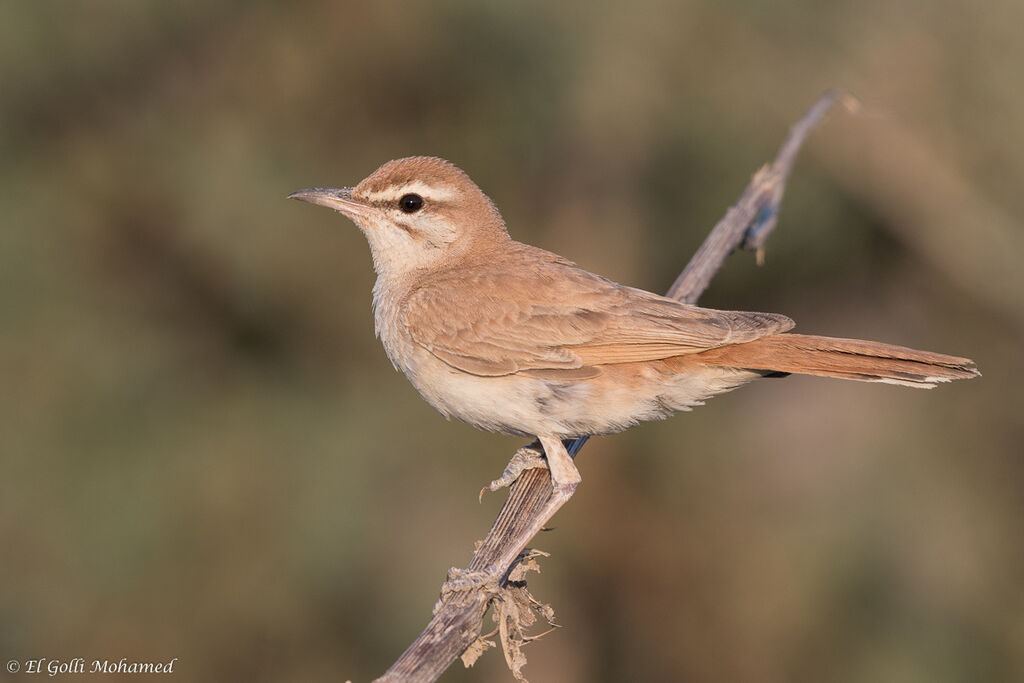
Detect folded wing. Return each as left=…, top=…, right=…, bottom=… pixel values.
left=402, top=247, right=794, bottom=378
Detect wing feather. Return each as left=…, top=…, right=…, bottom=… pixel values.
left=401, top=246, right=793, bottom=377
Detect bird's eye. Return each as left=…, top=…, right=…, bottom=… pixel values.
left=398, top=193, right=424, bottom=213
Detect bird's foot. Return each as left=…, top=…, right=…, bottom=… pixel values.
left=479, top=436, right=581, bottom=501
left=480, top=442, right=548, bottom=501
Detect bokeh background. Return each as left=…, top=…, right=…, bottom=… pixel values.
left=2, top=1, right=1022, bottom=681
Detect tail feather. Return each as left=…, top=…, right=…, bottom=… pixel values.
left=697, top=333, right=979, bottom=388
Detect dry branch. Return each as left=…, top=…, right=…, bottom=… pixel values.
left=375, top=90, right=851, bottom=683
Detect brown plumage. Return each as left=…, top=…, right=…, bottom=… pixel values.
left=289, top=156, right=979, bottom=491
left=695, top=333, right=977, bottom=386
left=402, top=242, right=795, bottom=376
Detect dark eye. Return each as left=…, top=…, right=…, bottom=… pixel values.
left=398, top=193, right=424, bottom=213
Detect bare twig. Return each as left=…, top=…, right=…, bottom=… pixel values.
left=668, top=88, right=855, bottom=301
left=375, top=90, right=848, bottom=683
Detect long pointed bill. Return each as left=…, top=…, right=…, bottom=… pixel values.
left=287, top=187, right=372, bottom=219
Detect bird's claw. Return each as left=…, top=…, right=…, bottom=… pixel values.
left=479, top=443, right=548, bottom=502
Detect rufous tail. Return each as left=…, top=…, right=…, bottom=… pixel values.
left=696, top=333, right=979, bottom=388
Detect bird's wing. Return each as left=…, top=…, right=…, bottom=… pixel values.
left=402, top=251, right=794, bottom=378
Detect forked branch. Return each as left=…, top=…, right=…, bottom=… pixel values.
left=376, top=89, right=853, bottom=683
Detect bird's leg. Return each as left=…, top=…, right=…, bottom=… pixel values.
left=537, top=434, right=581, bottom=494
left=480, top=436, right=581, bottom=500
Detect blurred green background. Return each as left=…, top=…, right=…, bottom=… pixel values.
left=2, top=1, right=1022, bottom=681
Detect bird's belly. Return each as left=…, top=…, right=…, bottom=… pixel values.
left=415, top=366, right=597, bottom=437
left=403, top=349, right=757, bottom=439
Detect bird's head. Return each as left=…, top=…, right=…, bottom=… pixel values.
left=289, top=156, right=510, bottom=278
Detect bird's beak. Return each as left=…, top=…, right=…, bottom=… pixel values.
left=287, top=187, right=372, bottom=219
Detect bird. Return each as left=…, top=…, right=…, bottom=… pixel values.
left=288, top=156, right=979, bottom=494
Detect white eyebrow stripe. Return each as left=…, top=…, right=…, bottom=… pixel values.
left=363, top=181, right=459, bottom=203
